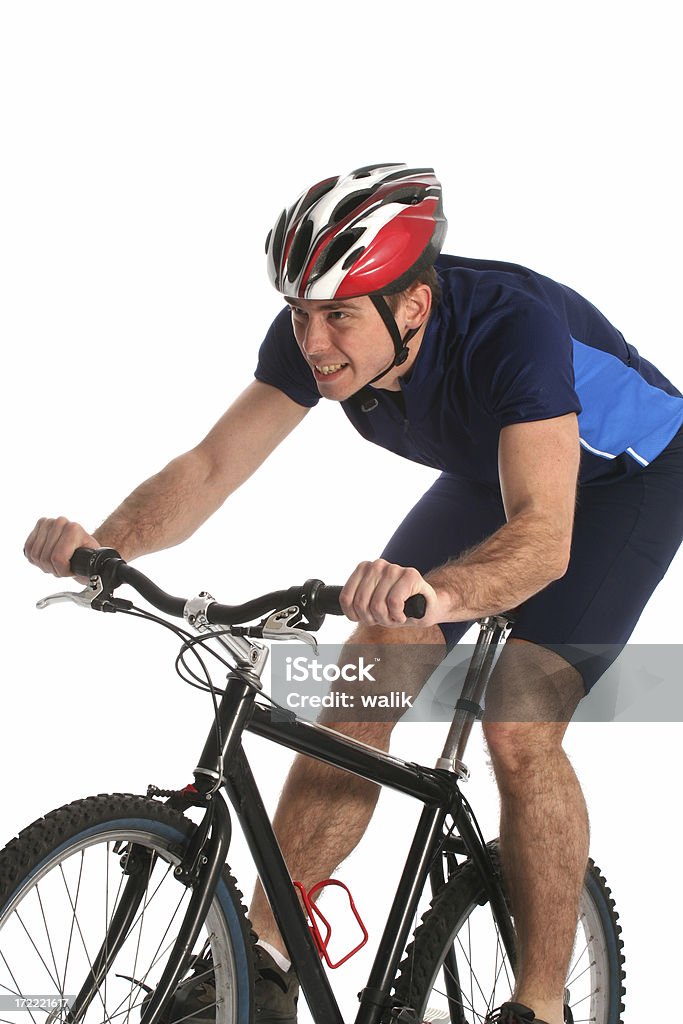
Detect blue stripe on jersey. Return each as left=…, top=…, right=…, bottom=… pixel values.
left=573, top=337, right=683, bottom=466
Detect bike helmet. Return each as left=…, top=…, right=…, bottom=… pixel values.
left=265, top=163, right=447, bottom=385
left=266, top=163, right=446, bottom=300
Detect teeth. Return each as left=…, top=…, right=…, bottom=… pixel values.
left=316, top=363, right=347, bottom=375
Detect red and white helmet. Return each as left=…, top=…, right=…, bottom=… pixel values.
left=266, top=163, right=447, bottom=300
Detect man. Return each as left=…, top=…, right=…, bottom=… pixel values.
left=25, top=164, right=683, bottom=1024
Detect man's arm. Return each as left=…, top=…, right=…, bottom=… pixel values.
left=426, top=412, right=580, bottom=620
left=24, top=381, right=309, bottom=576
left=340, top=414, right=580, bottom=626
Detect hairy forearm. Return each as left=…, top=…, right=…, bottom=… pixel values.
left=92, top=449, right=222, bottom=561
left=426, top=511, right=569, bottom=621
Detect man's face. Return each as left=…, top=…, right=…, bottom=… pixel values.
left=285, top=295, right=399, bottom=401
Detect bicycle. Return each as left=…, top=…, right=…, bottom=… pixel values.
left=0, top=547, right=626, bottom=1024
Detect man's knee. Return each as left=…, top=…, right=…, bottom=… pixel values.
left=483, top=638, right=586, bottom=725
left=482, top=719, right=567, bottom=778
left=482, top=638, right=585, bottom=780
left=318, top=622, right=447, bottom=735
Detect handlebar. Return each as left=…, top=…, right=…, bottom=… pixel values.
left=69, top=548, right=427, bottom=626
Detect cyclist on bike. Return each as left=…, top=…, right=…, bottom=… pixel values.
left=25, top=164, right=683, bottom=1024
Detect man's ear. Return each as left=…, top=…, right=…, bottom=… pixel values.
left=403, top=282, right=433, bottom=330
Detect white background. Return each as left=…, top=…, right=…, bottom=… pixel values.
left=1, top=1, right=681, bottom=1020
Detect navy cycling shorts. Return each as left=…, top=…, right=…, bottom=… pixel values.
left=381, top=425, right=683, bottom=692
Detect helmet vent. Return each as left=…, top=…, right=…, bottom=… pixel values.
left=342, top=245, right=366, bottom=271
left=388, top=186, right=427, bottom=206
left=330, top=189, right=374, bottom=225
left=286, top=218, right=315, bottom=283
left=310, top=227, right=366, bottom=281
left=297, top=177, right=338, bottom=221
left=270, top=209, right=287, bottom=266
left=351, top=163, right=402, bottom=178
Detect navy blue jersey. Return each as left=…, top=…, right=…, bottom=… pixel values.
left=254, top=254, right=683, bottom=487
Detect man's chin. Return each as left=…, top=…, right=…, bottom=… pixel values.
left=317, top=388, right=350, bottom=403
left=315, top=374, right=358, bottom=402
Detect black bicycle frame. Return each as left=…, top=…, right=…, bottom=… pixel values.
left=124, top=614, right=515, bottom=1024
left=158, top=673, right=516, bottom=1024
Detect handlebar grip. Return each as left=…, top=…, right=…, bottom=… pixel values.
left=70, top=546, right=122, bottom=577
left=316, top=585, right=343, bottom=615
left=404, top=594, right=427, bottom=620
left=317, top=587, right=427, bottom=620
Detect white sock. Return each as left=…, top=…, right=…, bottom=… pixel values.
left=256, top=939, right=291, bottom=973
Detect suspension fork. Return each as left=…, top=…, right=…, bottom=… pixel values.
left=139, top=793, right=232, bottom=1024
left=67, top=842, right=157, bottom=1023
left=68, top=671, right=258, bottom=1023
left=66, top=793, right=232, bottom=1024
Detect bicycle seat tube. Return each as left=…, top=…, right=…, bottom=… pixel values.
left=435, top=614, right=513, bottom=777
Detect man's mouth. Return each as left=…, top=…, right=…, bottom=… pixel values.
left=314, top=362, right=349, bottom=377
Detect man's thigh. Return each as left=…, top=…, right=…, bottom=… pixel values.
left=511, top=433, right=683, bottom=692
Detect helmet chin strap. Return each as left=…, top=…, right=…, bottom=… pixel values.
left=365, top=294, right=420, bottom=387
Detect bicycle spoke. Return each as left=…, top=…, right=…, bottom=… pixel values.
left=491, top=918, right=514, bottom=1002
left=106, top=965, right=221, bottom=1024
left=35, top=887, right=62, bottom=1001
left=105, top=893, right=192, bottom=1024
left=567, top=991, right=593, bottom=1010
left=133, top=887, right=190, bottom=991
left=467, top=916, right=474, bottom=1019
left=116, top=860, right=175, bottom=952
left=456, top=932, right=495, bottom=1011
left=158, top=1001, right=221, bottom=1024
left=565, top=958, right=593, bottom=988
left=433, top=957, right=480, bottom=1020
left=60, top=862, right=82, bottom=996
left=13, top=909, right=61, bottom=992
left=0, top=981, right=22, bottom=996
left=0, top=953, right=40, bottom=1024
left=104, top=843, right=110, bottom=1017
left=59, top=856, right=111, bottom=1021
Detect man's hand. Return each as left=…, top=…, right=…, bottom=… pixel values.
left=339, top=558, right=446, bottom=627
left=24, top=517, right=101, bottom=578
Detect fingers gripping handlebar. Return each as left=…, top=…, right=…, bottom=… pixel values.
left=68, top=548, right=427, bottom=625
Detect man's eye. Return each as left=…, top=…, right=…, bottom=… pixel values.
left=290, top=307, right=306, bottom=318
left=330, top=310, right=347, bottom=320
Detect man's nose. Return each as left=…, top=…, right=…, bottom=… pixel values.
left=301, top=316, right=330, bottom=356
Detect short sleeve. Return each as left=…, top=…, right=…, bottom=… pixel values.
left=469, top=303, right=582, bottom=427
left=254, top=307, right=320, bottom=408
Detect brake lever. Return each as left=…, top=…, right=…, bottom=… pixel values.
left=261, top=606, right=319, bottom=653
left=36, top=577, right=104, bottom=611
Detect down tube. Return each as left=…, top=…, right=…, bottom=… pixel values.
left=224, top=747, right=345, bottom=1024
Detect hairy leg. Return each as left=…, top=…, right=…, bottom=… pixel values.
left=249, top=623, right=446, bottom=955
left=483, top=639, right=588, bottom=1024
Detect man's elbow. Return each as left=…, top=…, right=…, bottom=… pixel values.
left=547, top=539, right=572, bottom=581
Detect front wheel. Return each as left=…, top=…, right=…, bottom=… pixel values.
left=0, top=794, right=254, bottom=1024
left=390, top=842, right=626, bottom=1024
